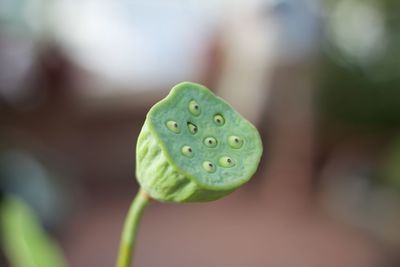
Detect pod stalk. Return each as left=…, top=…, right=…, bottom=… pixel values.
left=116, top=188, right=150, bottom=267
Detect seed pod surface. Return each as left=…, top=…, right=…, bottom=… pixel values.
left=136, top=82, right=262, bottom=202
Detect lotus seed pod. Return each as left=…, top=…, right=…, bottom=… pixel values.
left=136, top=82, right=263, bottom=202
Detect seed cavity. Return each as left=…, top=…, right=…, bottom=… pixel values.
left=214, top=114, right=225, bottom=126
left=219, top=156, right=235, bottom=168
left=228, top=135, right=243, bottom=149
left=203, top=161, right=216, bottom=173
left=188, top=100, right=201, bottom=116
left=203, top=137, right=217, bottom=148
left=181, top=145, right=193, bottom=157
left=166, top=120, right=180, bottom=133
left=187, top=122, right=198, bottom=134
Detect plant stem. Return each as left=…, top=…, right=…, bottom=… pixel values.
left=116, top=188, right=150, bottom=267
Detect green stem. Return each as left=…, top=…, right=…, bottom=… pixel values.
left=116, top=188, right=150, bottom=267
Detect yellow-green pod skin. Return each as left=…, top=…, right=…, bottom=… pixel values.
left=136, top=82, right=262, bottom=203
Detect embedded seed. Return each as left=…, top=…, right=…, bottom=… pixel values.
left=202, top=161, right=216, bottom=173
left=228, top=135, right=243, bottom=148
left=203, top=137, right=217, bottom=148
left=181, top=146, right=193, bottom=157
left=188, top=100, right=201, bottom=116
left=166, top=120, right=180, bottom=133
left=214, top=114, right=225, bottom=126
left=219, top=156, right=235, bottom=168
left=187, top=122, right=198, bottom=134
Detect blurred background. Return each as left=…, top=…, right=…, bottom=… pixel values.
left=1, top=0, right=400, bottom=266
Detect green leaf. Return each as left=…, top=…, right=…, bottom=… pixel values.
left=0, top=195, right=68, bottom=267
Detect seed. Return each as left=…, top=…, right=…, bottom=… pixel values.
left=219, top=156, right=235, bottom=168
left=228, top=135, right=243, bottom=148
left=203, top=161, right=216, bottom=173
left=203, top=137, right=217, bottom=148
left=214, top=114, right=225, bottom=126
left=189, top=100, right=201, bottom=116
left=181, top=146, right=193, bottom=157
left=187, top=122, right=198, bottom=134
left=166, top=120, right=180, bottom=133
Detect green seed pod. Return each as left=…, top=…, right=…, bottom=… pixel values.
left=136, top=82, right=263, bottom=202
